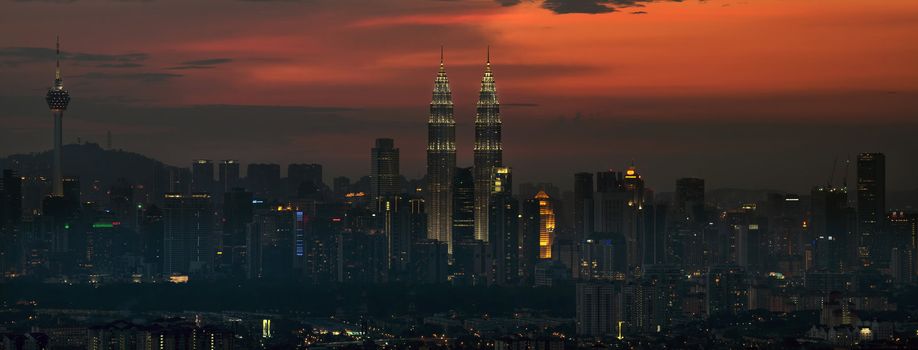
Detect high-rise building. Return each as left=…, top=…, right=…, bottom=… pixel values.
left=247, top=204, right=296, bottom=280
left=857, top=152, right=886, bottom=266
left=706, top=265, right=748, bottom=315
left=519, top=198, right=541, bottom=283
left=452, top=167, right=475, bottom=243
left=45, top=37, right=71, bottom=197
left=810, top=186, right=855, bottom=271
left=411, top=239, right=449, bottom=284
left=576, top=281, right=623, bottom=337
left=333, top=176, right=351, bottom=197
left=0, top=170, right=22, bottom=274
left=574, top=172, right=594, bottom=239
left=218, top=160, right=240, bottom=193
left=191, top=160, right=214, bottom=194
left=0, top=170, right=22, bottom=230
left=473, top=49, right=503, bottom=243
left=62, top=176, right=80, bottom=206
left=668, top=178, right=706, bottom=271
left=536, top=190, right=556, bottom=260
left=221, top=188, right=253, bottom=275
left=375, top=195, right=402, bottom=273
left=673, top=178, right=705, bottom=224
left=162, top=193, right=215, bottom=277
left=488, top=167, right=518, bottom=286
left=369, top=139, right=400, bottom=206
left=288, top=163, right=323, bottom=197
left=426, top=49, right=456, bottom=252
left=594, top=167, right=645, bottom=268
left=246, top=164, right=281, bottom=200
left=453, top=240, right=491, bottom=286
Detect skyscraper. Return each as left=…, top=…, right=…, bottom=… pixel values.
left=288, top=163, right=323, bottom=196
left=45, top=37, right=71, bottom=197
left=221, top=188, right=253, bottom=275
left=488, top=167, right=518, bottom=286
left=536, top=190, right=556, bottom=259
left=474, top=48, right=502, bottom=243
left=163, top=193, right=215, bottom=276
left=574, top=172, right=594, bottom=239
left=0, top=170, right=22, bottom=230
left=673, top=178, right=705, bottom=224
left=594, top=168, right=645, bottom=268
left=810, top=186, right=855, bottom=271
left=426, top=48, right=456, bottom=252
left=857, top=152, right=886, bottom=266
left=247, top=164, right=281, bottom=200
left=576, top=281, right=623, bottom=337
left=452, top=167, right=475, bottom=243
left=191, top=160, right=214, bottom=194
left=218, top=160, right=240, bottom=193
left=369, top=138, right=400, bottom=206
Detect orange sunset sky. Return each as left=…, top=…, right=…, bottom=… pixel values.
left=2, top=0, right=917, bottom=192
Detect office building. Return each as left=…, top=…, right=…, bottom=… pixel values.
left=474, top=49, right=503, bottom=243
left=162, top=193, right=215, bottom=277
left=369, top=139, right=400, bottom=205
left=426, top=49, right=457, bottom=252
left=191, top=160, right=214, bottom=194
left=453, top=167, right=475, bottom=243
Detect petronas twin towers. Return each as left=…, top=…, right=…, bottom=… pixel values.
left=426, top=48, right=502, bottom=253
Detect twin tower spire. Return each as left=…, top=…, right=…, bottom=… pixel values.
left=426, top=47, right=503, bottom=253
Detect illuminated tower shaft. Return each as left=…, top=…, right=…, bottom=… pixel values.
left=53, top=111, right=62, bottom=196
left=45, top=37, right=71, bottom=197
left=427, top=50, right=456, bottom=252
left=473, top=50, right=502, bottom=242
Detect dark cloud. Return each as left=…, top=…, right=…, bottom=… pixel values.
left=167, top=58, right=233, bottom=70
left=495, top=0, right=522, bottom=6
left=632, top=10, right=648, bottom=14
left=495, top=0, right=687, bottom=14
left=182, top=58, right=233, bottom=66
left=13, top=0, right=154, bottom=2
left=0, top=47, right=147, bottom=66
left=12, top=0, right=78, bottom=2
left=543, top=0, right=617, bottom=14
left=77, top=72, right=183, bottom=82
left=97, top=62, right=144, bottom=68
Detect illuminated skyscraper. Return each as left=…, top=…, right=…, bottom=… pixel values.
left=474, top=48, right=502, bottom=242
left=426, top=48, right=456, bottom=252
left=536, top=190, right=556, bottom=259
left=45, top=37, right=71, bottom=197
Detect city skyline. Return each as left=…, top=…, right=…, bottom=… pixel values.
left=2, top=2, right=918, bottom=348
left=1, top=0, right=917, bottom=193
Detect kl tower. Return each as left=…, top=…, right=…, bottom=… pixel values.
left=45, top=36, right=70, bottom=197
